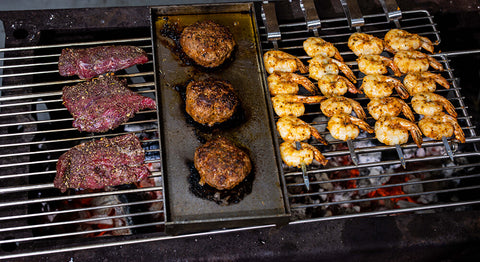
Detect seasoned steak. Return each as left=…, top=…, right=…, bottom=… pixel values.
left=62, top=75, right=156, bottom=133
left=58, top=45, right=148, bottom=79
left=180, top=20, right=235, bottom=68
left=185, top=79, right=239, bottom=127
left=194, top=137, right=252, bottom=190
left=54, top=134, right=150, bottom=193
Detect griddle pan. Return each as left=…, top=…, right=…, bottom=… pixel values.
left=150, top=3, right=290, bottom=235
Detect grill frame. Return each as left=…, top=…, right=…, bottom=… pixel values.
left=0, top=6, right=479, bottom=260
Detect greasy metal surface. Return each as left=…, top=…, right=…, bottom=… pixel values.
left=151, top=3, right=289, bottom=235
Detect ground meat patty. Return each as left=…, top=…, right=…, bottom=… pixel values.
left=180, top=20, right=235, bottom=68
left=54, top=134, right=150, bottom=193
left=185, top=79, right=239, bottom=127
left=194, top=137, right=252, bottom=190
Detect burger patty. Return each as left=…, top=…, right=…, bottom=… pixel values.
left=180, top=20, right=235, bottom=68
left=194, top=137, right=252, bottom=190
left=185, top=79, right=239, bottom=127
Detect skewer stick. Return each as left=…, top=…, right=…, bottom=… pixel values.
left=346, top=139, right=359, bottom=166
left=295, top=141, right=310, bottom=191
left=442, top=136, right=455, bottom=161
left=395, top=144, right=407, bottom=169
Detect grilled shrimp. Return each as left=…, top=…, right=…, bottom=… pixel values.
left=393, top=50, right=443, bottom=74
left=303, top=37, right=343, bottom=61
left=263, top=50, right=308, bottom=74
left=367, top=97, right=415, bottom=121
left=320, top=96, right=367, bottom=119
left=360, top=74, right=409, bottom=99
left=348, top=32, right=384, bottom=56
left=308, top=55, right=357, bottom=83
left=418, top=113, right=465, bottom=143
left=271, top=94, right=325, bottom=117
left=374, top=116, right=423, bottom=147
left=356, top=54, right=402, bottom=77
left=327, top=114, right=374, bottom=141
left=317, top=74, right=361, bottom=97
left=403, top=72, right=450, bottom=96
left=280, top=141, right=328, bottom=167
left=384, top=29, right=435, bottom=54
left=276, top=116, right=328, bottom=144
left=411, top=92, right=457, bottom=117
left=268, top=72, right=318, bottom=96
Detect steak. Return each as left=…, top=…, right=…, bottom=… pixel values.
left=62, top=75, right=156, bottom=133
left=58, top=45, right=148, bottom=79
left=54, top=133, right=150, bottom=193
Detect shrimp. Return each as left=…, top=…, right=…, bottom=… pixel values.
left=374, top=116, right=423, bottom=147
left=317, top=74, right=361, bottom=97
left=271, top=94, right=325, bottom=117
left=280, top=141, right=328, bottom=167
left=276, top=116, right=328, bottom=144
left=403, top=72, right=450, bottom=96
left=263, top=50, right=308, bottom=74
left=384, top=29, right=435, bottom=54
left=268, top=72, right=318, bottom=96
left=327, top=114, right=374, bottom=141
left=418, top=113, right=465, bottom=143
left=348, top=32, right=385, bottom=56
left=367, top=97, right=415, bottom=121
left=303, top=37, right=343, bottom=61
left=308, top=55, right=357, bottom=83
left=411, top=92, right=457, bottom=117
left=393, top=50, right=443, bottom=74
left=320, top=96, right=367, bottom=119
left=356, top=54, right=402, bottom=77
left=360, top=74, right=409, bottom=99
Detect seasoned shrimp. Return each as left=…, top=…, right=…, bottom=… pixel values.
left=327, top=114, right=374, bottom=141
left=276, top=116, right=328, bottom=144
left=280, top=141, right=328, bottom=167
left=348, top=32, right=384, bottom=56
left=403, top=72, right=450, bottom=96
left=320, top=96, right=367, bottom=119
left=384, top=29, right=435, bottom=54
left=393, top=50, right=443, bottom=74
left=375, top=116, right=423, bottom=147
left=356, top=54, right=402, bottom=76
left=418, top=113, right=465, bottom=143
left=308, top=55, right=357, bottom=83
left=263, top=50, right=308, bottom=74
left=317, top=74, right=361, bottom=97
left=271, top=94, right=325, bottom=117
left=360, top=74, right=409, bottom=99
left=367, top=97, right=415, bottom=121
left=268, top=72, right=318, bottom=96
left=411, top=92, right=457, bottom=117
left=303, top=37, right=343, bottom=61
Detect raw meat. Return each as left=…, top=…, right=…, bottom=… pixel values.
left=58, top=45, right=148, bottom=79
left=62, top=75, right=156, bottom=133
left=54, top=133, right=150, bottom=193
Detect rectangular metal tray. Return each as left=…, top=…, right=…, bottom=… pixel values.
left=150, top=3, right=290, bottom=235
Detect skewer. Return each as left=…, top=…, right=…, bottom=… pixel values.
left=346, top=138, right=359, bottom=166
left=442, top=136, right=455, bottom=161
left=395, top=144, right=407, bottom=169
left=295, top=141, right=310, bottom=190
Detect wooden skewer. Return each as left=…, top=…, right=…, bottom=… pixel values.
left=395, top=144, right=407, bottom=169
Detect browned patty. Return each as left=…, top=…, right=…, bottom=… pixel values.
left=194, top=137, right=252, bottom=190
left=180, top=20, right=235, bottom=68
left=185, top=79, right=239, bottom=127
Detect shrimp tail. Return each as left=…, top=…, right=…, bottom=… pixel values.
left=440, top=96, right=458, bottom=118
left=349, top=98, right=367, bottom=120
left=444, top=114, right=466, bottom=143
left=303, top=143, right=328, bottom=166
left=386, top=57, right=403, bottom=77
left=427, top=55, right=444, bottom=71
left=410, top=124, right=424, bottom=148
left=400, top=100, right=416, bottom=122
left=420, top=36, right=435, bottom=53
left=309, top=126, right=328, bottom=145
left=332, top=59, right=357, bottom=83
left=334, top=50, right=344, bottom=62
left=296, top=58, right=309, bottom=74
left=350, top=116, right=374, bottom=133
left=341, top=76, right=362, bottom=94
left=290, top=73, right=319, bottom=94
left=433, top=73, right=451, bottom=89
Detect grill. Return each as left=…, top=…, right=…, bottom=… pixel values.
left=1, top=1, right=480, bottom=260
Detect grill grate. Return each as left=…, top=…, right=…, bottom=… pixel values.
left=0, top=7, right=480, bottom=260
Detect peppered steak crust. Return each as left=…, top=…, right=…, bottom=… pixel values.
left=58, top=45, right=148, bottom=79
left=180, top=20, right=235, bottom=68
left=54, top=134, right=150, bottom=193
left=62, top=75, right=156, bottom=133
